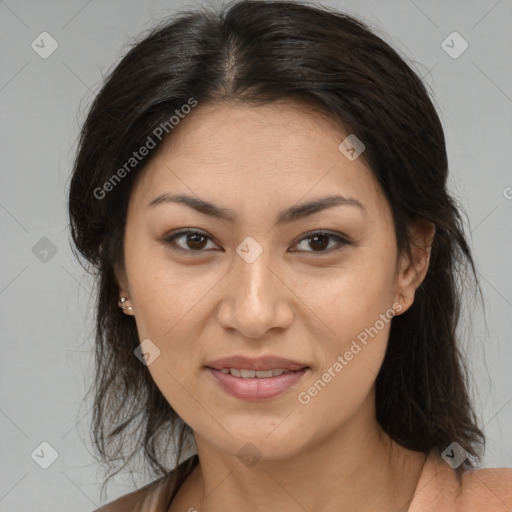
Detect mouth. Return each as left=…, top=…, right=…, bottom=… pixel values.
left=206, top=355, right=309, bottom=373
left=205, top=355, right=310, bottom=400
left=209, top=367, right=307, bottom=378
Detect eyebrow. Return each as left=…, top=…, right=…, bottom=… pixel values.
left=147, top=193, right=367, bottom=224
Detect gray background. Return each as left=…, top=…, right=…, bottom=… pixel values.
left=1, top=0, right=511, bottom=510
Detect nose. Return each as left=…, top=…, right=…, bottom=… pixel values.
left=216, top=248, right=294, bottom=339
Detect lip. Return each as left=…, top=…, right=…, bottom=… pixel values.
left=205, top=355, right=310, bottom=401
left=206, top=355, right=308, bottom=372
left=207, top=367, right=309, bottom=401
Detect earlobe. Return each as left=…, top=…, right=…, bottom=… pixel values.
left=394, top=218, right=435, bottom=315
left=114, top=265, right=134, bottom=315
left=118, top=296, right=134, bottom=315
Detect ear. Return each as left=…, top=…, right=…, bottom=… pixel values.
left=114, top=263, right=129, bottom=294
left=114, top=263, right=135, bottom=316
left=393, top=218, right=435, bottom=315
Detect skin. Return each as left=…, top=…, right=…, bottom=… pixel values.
left=116, top=99, right=435, bottom=512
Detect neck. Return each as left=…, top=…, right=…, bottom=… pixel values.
left=176, top=400, right=427, bottom=512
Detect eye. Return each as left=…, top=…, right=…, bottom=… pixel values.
left=163, top=229, right=219, bottom=253
left=162, top=229, right=352, bottom=255
left=290, top=230, right=353, bottom=254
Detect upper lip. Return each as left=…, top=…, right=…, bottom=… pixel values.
left=206, top=355, right=309, bottom=372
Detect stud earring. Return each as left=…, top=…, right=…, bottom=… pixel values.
left=119, top=296, right=133, bottom=311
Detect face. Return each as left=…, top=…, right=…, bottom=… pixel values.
left=116, top=100, right=431, bottom=461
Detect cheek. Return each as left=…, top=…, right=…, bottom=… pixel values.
left=298, top=254, right=396, bottom=397
left=297, top=316, right=391, bottom=430
left=302, top=257, right=396, bottom=340
left=125, top=244, right=205, bottom=334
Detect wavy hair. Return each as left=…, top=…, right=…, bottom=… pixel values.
left=67, top=0, right=485, bottom=503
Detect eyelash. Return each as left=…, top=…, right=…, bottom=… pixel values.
left=162, top=229, right=353, bottom=255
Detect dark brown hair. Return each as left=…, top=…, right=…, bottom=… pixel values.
left=67, top=0, right=485, bottom=504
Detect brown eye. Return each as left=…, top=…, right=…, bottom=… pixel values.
left=307, top=233, right=330, bottom=251
left=291, top=231, right=352, bottom=254
left=163, top=230, right=218, bottom=253
left=184, top=232, right=208, bottom=250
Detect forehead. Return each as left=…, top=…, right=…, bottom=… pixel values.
left=128, top=100, right=390, bottom=223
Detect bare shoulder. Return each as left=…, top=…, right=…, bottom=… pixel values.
left=410, top=453, right=512, bottom=511
left=92, top=476, right=167, bottom=512
left=460, top=465, right=512, bottom=507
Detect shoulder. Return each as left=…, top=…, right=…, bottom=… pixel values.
left=92, top=454, right=199, bottom=512
left=409, top=452, right=512, bottom=511
left=92, top=475, right=169, bottom=512
left=459, top=465, right=512, bottom=509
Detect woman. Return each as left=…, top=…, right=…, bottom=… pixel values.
left=67, top=1, right=512, bottom=510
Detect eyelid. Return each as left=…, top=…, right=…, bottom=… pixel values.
left=162, top=229, right=220, bottom=254
left=289, top=229, right=352, bottom=251
left=162, top=228, right=353, bottom=254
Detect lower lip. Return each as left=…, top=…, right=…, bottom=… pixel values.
left=206, top=367, right=308, bottom=401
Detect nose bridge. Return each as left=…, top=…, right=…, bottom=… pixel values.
left=234, top=241, right=278, bottom=307
left=217, top=239, right=293, bottom=337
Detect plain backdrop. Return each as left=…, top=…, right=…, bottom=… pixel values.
left=1, top=0, right=511, bottom=510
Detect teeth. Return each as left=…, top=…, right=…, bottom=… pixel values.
left=219, top=368, right=291, bottom=378
left=255, top=370, right=273, bottom=378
